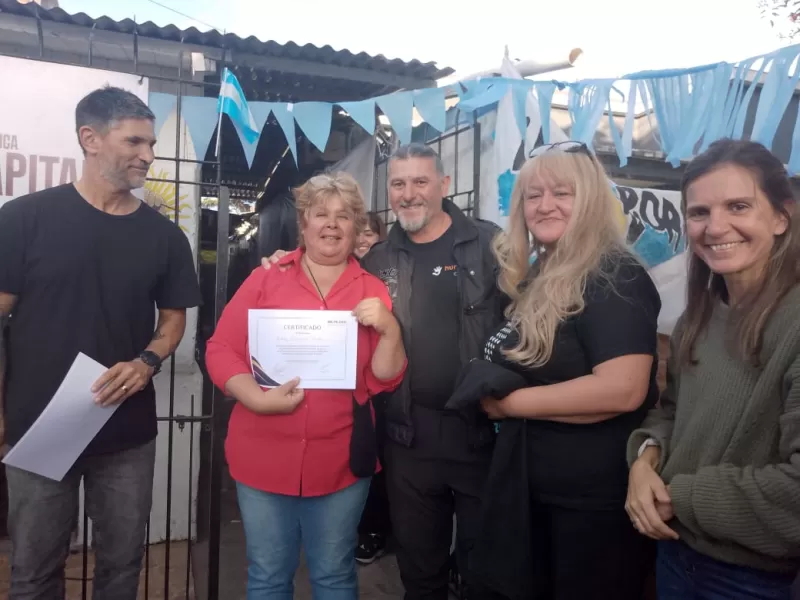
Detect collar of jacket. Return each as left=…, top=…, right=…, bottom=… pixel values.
left=388, top=198, right=479, bottom=249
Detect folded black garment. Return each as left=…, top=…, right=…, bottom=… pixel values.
left=445, top=359, right=529, bottom=411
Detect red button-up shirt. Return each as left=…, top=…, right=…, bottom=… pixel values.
left=205, top=249, right=405, bottom=497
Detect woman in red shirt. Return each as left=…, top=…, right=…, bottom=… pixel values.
left=206, top=172, right=407, bottom=600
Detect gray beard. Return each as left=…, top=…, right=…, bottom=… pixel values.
left=397, top=213, right=429, bottom=233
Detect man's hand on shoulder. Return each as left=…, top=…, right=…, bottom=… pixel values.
left=260, top=249, right=292, bottom=273
left=91, top=359, right=155, bottom=407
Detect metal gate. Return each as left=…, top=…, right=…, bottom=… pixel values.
left=3, top=12, right=485, bottom=600
left=0, top=21, right=232, bottom=600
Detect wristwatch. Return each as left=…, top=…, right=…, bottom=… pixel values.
left=138, top=350, right=163, bottom=375
left=637, top=438, right=660, bottom=457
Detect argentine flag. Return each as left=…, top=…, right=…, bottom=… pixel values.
left=217, top=68, right=260, bottom=144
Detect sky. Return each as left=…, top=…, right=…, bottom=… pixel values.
left=61, top=0, right=790, bottom=82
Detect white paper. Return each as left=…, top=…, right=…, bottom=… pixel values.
left=248, top=309, right=358, bottom=390
left=3, top=353, right=116, bottom=481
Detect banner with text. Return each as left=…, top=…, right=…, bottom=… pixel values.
left=612, top=184, right=687, bottom=335
left=0, top=56, right=148, bottom=206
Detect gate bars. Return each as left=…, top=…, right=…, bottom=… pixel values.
left=0, top=14, right=231, bottom=600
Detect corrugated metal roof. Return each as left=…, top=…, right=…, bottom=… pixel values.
left=0, top=0, right=454, bottom=81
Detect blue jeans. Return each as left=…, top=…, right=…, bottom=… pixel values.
left=6, top=440, right=156, bottom=600
left=236, top=478, right=371, bottom=600
left=656, top=541, right=796, bottom=600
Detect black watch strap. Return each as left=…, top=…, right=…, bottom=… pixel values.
left=138, top=350, right=163, bottom=375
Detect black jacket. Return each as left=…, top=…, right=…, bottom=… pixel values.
left=360, top=200, right=509, bottom=449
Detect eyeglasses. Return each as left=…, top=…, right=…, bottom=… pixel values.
left=528, top=141, right=592, bottom=159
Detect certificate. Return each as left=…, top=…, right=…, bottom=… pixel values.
left=3, top=353, right=116, bottom=481
left=248, top=309, right=358, bottom=390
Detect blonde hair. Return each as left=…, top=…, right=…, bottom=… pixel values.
left=293, top=171, right=368, bottom=249
left=492, top=150, right=631, bottom=367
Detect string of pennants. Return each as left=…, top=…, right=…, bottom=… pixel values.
left=148, top=43, right=800, bottom=173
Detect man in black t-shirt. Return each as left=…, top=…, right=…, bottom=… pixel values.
left=0, top=87, right=201, bottom=600
left=360, top=144, right=507, bottom=600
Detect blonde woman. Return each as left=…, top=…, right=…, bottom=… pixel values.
left=471, top=142, right=661, bottom=600
left=206, top=172, right=406, bottom=600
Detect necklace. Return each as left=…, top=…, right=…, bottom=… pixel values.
left=303, top=256, right=329, bottom=310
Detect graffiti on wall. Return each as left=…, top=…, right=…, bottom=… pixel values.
left=611, top=184, right=685, bottom=268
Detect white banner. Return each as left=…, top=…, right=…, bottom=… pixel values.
left=611, top=184, right=687, bottom=335
left=330, top=136, right=377, bottom=209
left=484, top=56, right=569, bottom=228
left=0, top=56, right=148, bottom=205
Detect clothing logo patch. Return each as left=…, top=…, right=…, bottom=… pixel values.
left=432, top=264, right=457, bottom=277
left=378, top=267, right=399, bottom=301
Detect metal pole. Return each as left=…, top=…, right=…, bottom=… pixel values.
left=454, top=110, right=461, bottom=199
left=214, top=67, right=226, bottom=158
left=133, top=20, right=139, bottom=73
left=371, top=136, right=379, bottom=213
left=185, top=396, right=196, bottom=600
left=206, top=49, right=228, bottom=600
left=34, top=4, right=44, bottom=58
left=88, top=23, right=95, bottom=67
left=206, top=186, right=229, bottom=600
left=473, top=116, right=481, bottom=218
left=163, top=41, right=185, bottom=600
left=81, top=510, right=89, bottom=599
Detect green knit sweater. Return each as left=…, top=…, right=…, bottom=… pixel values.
left=628, top=285, right=800, bottom=574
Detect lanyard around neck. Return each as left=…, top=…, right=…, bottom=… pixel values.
left=303, top=256, right=329, bottom=310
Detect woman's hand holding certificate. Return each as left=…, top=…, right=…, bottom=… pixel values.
left=259, top=378, right=305, bottom=414
left=226, top=374, right=306, bottom=415
left=352, top=298, right=398, bottom=337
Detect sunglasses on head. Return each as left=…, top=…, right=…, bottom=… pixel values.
left=528, top=141, right=592, bottom=159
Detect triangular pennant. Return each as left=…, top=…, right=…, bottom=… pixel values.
left=457, top=79, right=492, bottom=102
left=269, top=103, right=298, bottom=167
left=236, top=101, right=272, bottom=168
left=180, top=96, right=218, bottom=159
left=457, top=82, right=509, bottom=113
left=510, top=83, right=529, bottom=139
left=413, top=88, right=446, bottom=133
left=338, top=99, right=376, bottom=135
left=536, top=82, right=557, bottom=144
left=148, top=92, right=177, bottom=137
left=376, top=92, right=414, bottom=145
left=293, top=102, right=333, bottom=153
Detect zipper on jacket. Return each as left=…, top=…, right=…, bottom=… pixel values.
left=454, top=242, right=468, bottom=366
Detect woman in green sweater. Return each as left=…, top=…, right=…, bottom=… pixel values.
left=626, top=138, right=800, bottom=599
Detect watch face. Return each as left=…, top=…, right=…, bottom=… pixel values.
left=141, top=351, right=160, bottom=367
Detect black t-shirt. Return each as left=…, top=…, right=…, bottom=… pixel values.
left=0, top=184, right=202, bottom=455
left=484, top=258, right=661, bottom=509
left=407, top=227, right=462, bottom=410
